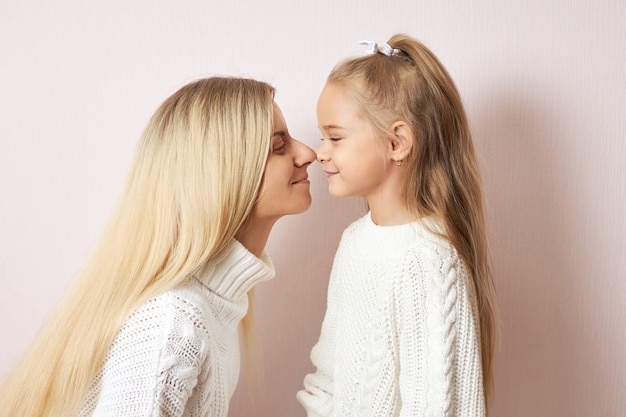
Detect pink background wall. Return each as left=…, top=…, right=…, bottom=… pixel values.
left=1, top=1, right=624, bottom=416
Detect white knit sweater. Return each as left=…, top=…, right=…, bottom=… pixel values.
left=298, top=212, right=485, bottom=417
left=79, top=240, right=274, bottom=417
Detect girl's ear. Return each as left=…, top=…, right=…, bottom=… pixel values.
left=388, top=121, right=414, bottom=161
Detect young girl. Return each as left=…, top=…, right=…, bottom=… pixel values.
left=298, top=34, right=497, bottom=416
left=0, top=77, right=316, bottom=416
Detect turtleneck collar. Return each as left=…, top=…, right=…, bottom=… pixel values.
left=192, top=239, right=275, bottom=301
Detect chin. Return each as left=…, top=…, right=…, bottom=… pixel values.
left=289, top=196, right=313, bottom=215
left=297, top=198, right=313, bottom=213
left=328, top=186, right=350, bottom=198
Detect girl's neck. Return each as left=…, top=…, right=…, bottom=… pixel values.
left=367, top=195, right=415, bottom=226
left=364, top=161, right=416, bottom=226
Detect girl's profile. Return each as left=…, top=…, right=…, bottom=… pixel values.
left=298, top=34, right=498, bottom=417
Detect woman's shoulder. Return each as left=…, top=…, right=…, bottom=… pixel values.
left=121, top=283, right=211, bottom=339
left=89, top=286, right=210, bottom=415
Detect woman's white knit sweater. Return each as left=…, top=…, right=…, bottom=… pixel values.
left=79, top=240, right=274, bottom=417
left=298, top=213, right=485, bottom=417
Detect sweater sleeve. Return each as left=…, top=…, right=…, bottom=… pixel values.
left=396, top=246, right=458, bottom=417
left=153, top=322, right=208, bottom=417
left=297, top=271, right=339, bottom=417
left=86, top=296, right=209, bottom=417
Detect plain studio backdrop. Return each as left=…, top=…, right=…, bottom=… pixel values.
left=1, top=1, right=624, bottom=416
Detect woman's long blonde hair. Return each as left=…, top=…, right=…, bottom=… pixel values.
left=0, top=77, right=275, bottom=416
left=327, top=34, right=498, bottom=408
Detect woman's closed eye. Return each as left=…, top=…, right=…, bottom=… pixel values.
left=272, top=139, right=287, bottom=154
left=273, top=144, right=286, bottom=154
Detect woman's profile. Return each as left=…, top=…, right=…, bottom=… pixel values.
left=0, top=76, right=316, bottom=417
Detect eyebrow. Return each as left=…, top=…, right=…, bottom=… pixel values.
left=319, top=124, right=345, bottom=130
left=272, top=130, right=286, bottom=138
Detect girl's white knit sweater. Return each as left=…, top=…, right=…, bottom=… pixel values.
left=79, top=240, right=274, bottom=417
left=298, top=212, right=485, bottom=417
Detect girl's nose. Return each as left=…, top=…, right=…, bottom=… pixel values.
left=317, top=140, right=329, bottom=163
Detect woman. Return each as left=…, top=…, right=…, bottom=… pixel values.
left=0, top=77, right=316, bottom=417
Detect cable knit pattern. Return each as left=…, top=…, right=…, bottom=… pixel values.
left=79, top=240, right=274, bottom=417
left=298, top=212, right=485, bottom=417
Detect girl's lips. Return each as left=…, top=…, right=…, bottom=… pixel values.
left=324, top=171, right=338, bottom=178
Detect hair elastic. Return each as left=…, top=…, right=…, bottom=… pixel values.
left=358, top=40, right=402, bottom=57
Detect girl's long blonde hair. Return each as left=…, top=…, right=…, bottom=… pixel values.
left=328, top=34, right=498, bottom=408
left=0, top=77, right=275, bottom=416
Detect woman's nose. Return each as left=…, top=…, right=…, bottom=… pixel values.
left=293, top=139, right=316, bottom=167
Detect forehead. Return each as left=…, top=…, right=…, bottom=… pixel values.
left=319, top=83, right=352, bottom=106
left=273, top=102, right=287, bottom=130
left=317, top=83, right=366, bottom=126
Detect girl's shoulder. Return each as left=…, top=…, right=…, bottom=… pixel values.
left=410, top=218, right=456, bottom=253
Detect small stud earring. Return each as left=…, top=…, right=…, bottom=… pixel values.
left=396, top=159, right=403, bottom=167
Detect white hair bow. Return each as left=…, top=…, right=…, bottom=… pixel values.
left=358, top=40, right=399, bottom=57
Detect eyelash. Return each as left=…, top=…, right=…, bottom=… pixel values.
left=321, top=137, right=341, bottom=142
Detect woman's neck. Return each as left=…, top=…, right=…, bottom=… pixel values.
left=235, top=215, right=277, bottom=257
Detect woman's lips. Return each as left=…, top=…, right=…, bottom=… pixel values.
left=291, top=176, right=310, bottom=185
